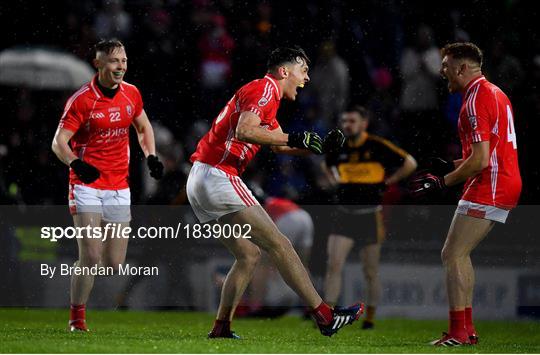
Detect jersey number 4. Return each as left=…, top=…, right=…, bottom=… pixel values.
left=506, top=105, right=517, bottom=150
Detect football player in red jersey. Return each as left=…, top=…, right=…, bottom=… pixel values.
left=51, top=39, right=164, bottom=331
left=410, top=42, right=522, bottom=346
left=187, top=47, right=362, bottom=338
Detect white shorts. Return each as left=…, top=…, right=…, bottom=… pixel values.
left=186, top=161, right=259, bottom=223
left=275, top=209, right=314, bottom=252
left=456, top=199, right=509, bottom=224
left=69, top=184, right=131, bottom=223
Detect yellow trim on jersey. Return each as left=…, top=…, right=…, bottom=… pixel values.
left=347, top=132, right=368, bottom=148
left=338, top=162, right=386, bottom=184
left=369, top=134, right=409, bottom=158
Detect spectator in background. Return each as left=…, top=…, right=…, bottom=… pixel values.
left=198, top=14, right=235, bottom=89
left=233, top=2, right=273, bottom=81
left=518, top=54, right=540, bottom=203
left=399, top=24, right=442, bottom=158
left=196, top=13, right=235, bottom=120
left=94, top=0, right=132, bottom=40
left=309, top=40, right=349, bottom=125
left=449, top=10, right=470, bottom=42
left=265, top=155, right=307, bottom=200
left=366, top=67, right=399, bottom=139
left=142, top=0, right=173, bottom=56
left=484, top=39, right=524, bottom=98
left=66, top=12, right=98, bottom=60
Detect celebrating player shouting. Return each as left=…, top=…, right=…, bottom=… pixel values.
left=187, top=47, right=362, bottom=338
left=51, top=39, right=164, bottom=331
left=410, top=42, right=522, bottom=346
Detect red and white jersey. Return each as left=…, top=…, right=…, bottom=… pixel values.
left=458, top=75, right=521, bottom=209
left=190, top=74, right=281, bottom=176
left=58, top=75, right=143, bottom=190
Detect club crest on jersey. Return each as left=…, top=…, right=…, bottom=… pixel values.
left=258, top=97, right=269, bottom=107
left=468, top=115, right=478, bottom=129
left=126, top=105, right=132, bottom=116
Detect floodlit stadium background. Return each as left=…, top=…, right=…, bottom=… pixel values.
left=0, top=0, right=539, bottom=320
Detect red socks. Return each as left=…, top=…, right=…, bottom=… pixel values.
left=312, top=302, right=333, bottom=325
left=69, top=304, right=87, bottom=330
left=449, top=310, right=467, bottom=339
left=210, top=319, right=231, bottom=336
left=70, top=304, right=86, bottom=324
left=465, top=307, right=476, bottom=335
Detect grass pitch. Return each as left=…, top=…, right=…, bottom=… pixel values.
left=0, top=308, right=539, bottom=353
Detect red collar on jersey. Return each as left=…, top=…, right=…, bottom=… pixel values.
left=264, top=73, right=281, bottom=99
left=463, top=75, right=486, bottom=96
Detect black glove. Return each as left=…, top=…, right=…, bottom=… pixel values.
left=70, top=159, right=100, bottom=184
left=287, top=131, right=323, bottom=155
left=147, top=154, right=164, bottom=180
left=409, top=172, right=446, bottom=198
left=323, top=128, right=346, bottom=153
left=426, top=157, right=454, bottom=175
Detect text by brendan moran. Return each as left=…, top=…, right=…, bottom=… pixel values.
left=40, top=263, right=159, bottom=278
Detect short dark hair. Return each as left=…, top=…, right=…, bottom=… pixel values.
left=344, top=105, right=370, bottom=120
left=95, top=39, right=124, bottom=56
left=441, top=42, right=483, bottom=66
left=267, top=46, right=310, bottom=71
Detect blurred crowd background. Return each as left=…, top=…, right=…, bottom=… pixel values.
left=1, top=0, right=539, bottom=315
left=1, top=0, right=539, bottom=205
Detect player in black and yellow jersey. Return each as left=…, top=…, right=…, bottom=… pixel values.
left=322, top=105, right=417, bottom=329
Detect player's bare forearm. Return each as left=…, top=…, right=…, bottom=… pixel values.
left=444, top=142, right=489, bottom=186
left=453, top=159, right=464, bottom=169
left=132, top=110, right=156, bottom=157
left=385, top=155, right=418, bottom=185
left=236, top=111, right=288, bottom=146
left=51, top=128, right=78, bottom=166
left=237, top=125, right=289, bottom=146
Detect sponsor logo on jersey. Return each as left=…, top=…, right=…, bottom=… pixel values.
left=98, top=127, right=129, bottom=138
left=90, top=112, right=105, bottom=119
left=468, top=115, right=478, bottom=129
left=258, top=97, right=269, bottom=107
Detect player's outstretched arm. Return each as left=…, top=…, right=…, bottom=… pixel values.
left=132, top=110, right=163, bottom=179
left=444, top=141, right=489, bottom=186
left=236, top=112, right=322, bottom=154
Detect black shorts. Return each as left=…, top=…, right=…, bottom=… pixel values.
left=330, top=206, right=385, bottom=248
